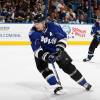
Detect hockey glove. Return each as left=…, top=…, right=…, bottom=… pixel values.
left=46, top=54, right=56, bottom=63
left=55, top=47, right=64, bottom=61
left=36, top=49, right=56, bottom=63
left=55, top=41, right=66, bottom=61
left=56, top=41, right=66, bottom=52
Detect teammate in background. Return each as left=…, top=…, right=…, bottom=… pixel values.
left=29, top=18, right=92, bottom=94
left=83, top=18, right=100, bottom=62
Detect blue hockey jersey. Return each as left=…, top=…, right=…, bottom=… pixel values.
left=91, top=22, right=100, bottom=35
left=29, top=22, right=67, bottom=54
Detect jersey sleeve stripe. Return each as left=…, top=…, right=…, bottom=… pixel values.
left=34, top=47, right=43, bottom=58
left=42, top=52, right=49, bottom=61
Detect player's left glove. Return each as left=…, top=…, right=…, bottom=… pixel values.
left=55, top=41, right=66, bottom=61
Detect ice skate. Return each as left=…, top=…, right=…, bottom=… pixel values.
left=83, top=55, right=94, bottom=62
left=85, top=84, right=92, bottom=91
left=83, top=83, right=92, bottom=91
left=53, top=84, right=63, bottom=95
left=83, top=58, right=91, bottom=62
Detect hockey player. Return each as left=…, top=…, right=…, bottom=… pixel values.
left=83, top=18, right=100, bottom=62
left=29, top=19, right=92, bottom=94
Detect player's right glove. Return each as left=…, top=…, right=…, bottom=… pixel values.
left=35, top=48, right=56, bottom=63
left=40, top=52, right=56, bottom=63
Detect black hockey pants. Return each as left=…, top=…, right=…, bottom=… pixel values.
left=89, top=36, right=99, bottom=53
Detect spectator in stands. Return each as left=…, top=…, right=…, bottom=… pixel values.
left=0, top=0, right=99, bottom=23
left=0, top=16, right=5, bottom=23
left=95, top=5, right=100, bottom=19
left=76, top=14, right=86, bottom=24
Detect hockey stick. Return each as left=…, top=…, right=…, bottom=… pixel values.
left=51, top=62, right=62, bottom=86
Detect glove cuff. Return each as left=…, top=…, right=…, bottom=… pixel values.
left=56, top=42, right=66, bottom=49
left=42, top=52, right=50, bottom=61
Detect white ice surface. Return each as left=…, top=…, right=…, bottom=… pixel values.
left=0, top=45, right=100, bottom=100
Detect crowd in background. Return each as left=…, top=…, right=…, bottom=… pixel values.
left=0, top=0, right=100, bottom=23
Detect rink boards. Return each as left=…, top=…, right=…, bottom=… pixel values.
left=0, top=24, right=93, bottom=45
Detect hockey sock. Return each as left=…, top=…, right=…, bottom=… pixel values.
left=41, top=68, right=58, bottom=85
left=69, top=68, right=90, bottom=89
left=77, top=77, right=90, bottom=89
left=46, top=74, right=58, bottom=85
left=88, top=51, right=94, bottom=59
